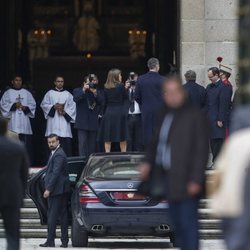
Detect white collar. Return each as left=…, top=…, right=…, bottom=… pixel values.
left=51, top=145, right=60, bottom=155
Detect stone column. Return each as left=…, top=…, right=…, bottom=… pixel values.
left=180, top=0, right=239, bottom=87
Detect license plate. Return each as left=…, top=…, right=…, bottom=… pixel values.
left=111, top=192, right=146, bottom=200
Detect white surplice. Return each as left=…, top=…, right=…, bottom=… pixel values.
left=40, top=89, right=76, bottom=138
left=0, top=88, right=36, bottom=134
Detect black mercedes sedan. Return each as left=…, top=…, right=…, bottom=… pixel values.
left=27, top=153, right=173, bottom=247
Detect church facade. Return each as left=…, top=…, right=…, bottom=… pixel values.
left=0, top=0, right=239, bottom=90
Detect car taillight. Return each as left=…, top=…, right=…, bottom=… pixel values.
left=79, top=184, right=100, bottom=203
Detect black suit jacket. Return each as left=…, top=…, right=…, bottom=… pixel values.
left=183, top=81, right=206, bottom=109
left=145, top=103, right=209, bottom=201
left=135, top=71, right=164, bottom=146
left=0, top=136, right=29, bottom=207
left=44, top=147, right=70, bottom=196
left=73, top=87, right=103, bottom=131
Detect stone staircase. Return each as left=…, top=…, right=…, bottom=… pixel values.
left=0, top=198, right=222, bottom=239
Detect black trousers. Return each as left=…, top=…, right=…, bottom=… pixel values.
left=0, top=205, right=20, bottom=250
left=77, top=129, right=97, bottom=158
left=47, top=194, right=68, bottom=245
left=127, top=114, right=143, bottom=152
left=59, top=137, right=72, bottom=157
left=19, top=134, right=33, bottom=165
left=210, top=138, right=224, bottom=162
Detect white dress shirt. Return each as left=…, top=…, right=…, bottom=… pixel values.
left=128, top=88, right=141, bottom=115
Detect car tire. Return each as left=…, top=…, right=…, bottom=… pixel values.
left=71, top=215, right=88, bottom=247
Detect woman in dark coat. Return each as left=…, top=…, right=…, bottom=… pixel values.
left=98, top=68, right=129, bottom=152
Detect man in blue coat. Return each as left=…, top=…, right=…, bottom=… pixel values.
left=135, top=58, right=164, bottom=148
left=206, top=67, right=232, bottom=167
left=73, top=75, right=103, bottom=158
left=183, top=70, right=206, bottom=110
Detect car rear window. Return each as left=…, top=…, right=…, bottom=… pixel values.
left=85, top=156, right=144, bottom=180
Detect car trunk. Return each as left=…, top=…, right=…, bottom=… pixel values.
left=83, top=179, right=161, bottom=207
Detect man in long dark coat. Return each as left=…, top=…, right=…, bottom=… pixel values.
left=206, top=67, right=232, bottom=166
left=135, top=58, right=164, bottom=148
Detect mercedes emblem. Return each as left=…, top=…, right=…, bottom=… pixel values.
left=127, top=183, right=134, bottom=189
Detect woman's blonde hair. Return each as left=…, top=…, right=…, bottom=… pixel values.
left=104, top=69, right=121, bottom=89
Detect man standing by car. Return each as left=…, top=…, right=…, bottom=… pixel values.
left=0, top=116, right=29, bottom=250
left=40, top=134, right=70, bottom=248
left=73, top=74, right=103, bottom=158
left=139, top=76, right=209, bottom=250
left=135, top=57, right=164, bottom=148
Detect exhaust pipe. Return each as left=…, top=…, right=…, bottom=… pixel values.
left=91, top=225, right=104, bottom=232
left=157, top=224, right=170, bottom=232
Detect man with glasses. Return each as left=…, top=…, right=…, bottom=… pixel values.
left=41, top=76, right=76, bottom=156
left=206, top=67, right=231, bottom=168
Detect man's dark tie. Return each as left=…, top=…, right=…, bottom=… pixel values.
left=129, top=89, right=135, bottom=113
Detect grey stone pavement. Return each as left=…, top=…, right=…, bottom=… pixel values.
left=0, top=238, right=226, bottom=250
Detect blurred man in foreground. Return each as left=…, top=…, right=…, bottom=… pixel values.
left=139, top=76, right=209, bottom=250
left=0, top=117, right=29, bottom=250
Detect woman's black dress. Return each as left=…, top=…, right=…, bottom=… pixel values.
left=98, top=83, right=129, bottom=142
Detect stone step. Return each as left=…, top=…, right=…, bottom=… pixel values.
left=20, top=208, right=40, bottom=219
left=198, top=209, right=216, bottom=220
left=199, top=220, right=221, bottom=230
left=23, top=199, right=36, bottom=208
left=0, top=228, right=223, bottom=239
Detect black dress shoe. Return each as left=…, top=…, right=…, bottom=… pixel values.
left=60, top=244, right=68, bottom=248
left=39, top=242, right=55, bottom=247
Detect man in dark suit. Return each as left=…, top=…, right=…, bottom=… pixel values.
left=40, top=134, right=70, bottom=248
left=183, top=70, right=206, bottom=109
left=0, top=116, right=29, bottom=250
left=73, top=75, right=103, bottom=158
left=140, top=76, right=209, bottom=250
left=206, top=67, right=232, bottom=167
left=135, top=57, right=164, bottom=148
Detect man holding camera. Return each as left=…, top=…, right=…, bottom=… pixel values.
left=73, top=74, right=103, bottom=158
left=126, top=72, right=143, bottom=152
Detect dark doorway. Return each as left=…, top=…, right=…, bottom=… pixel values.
left=0, top=0, right=179, bottom=165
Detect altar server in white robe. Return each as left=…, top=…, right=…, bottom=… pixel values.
left=0, top=75, right=36, bottom=163
left=40, top=76, right=76, bottom=156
